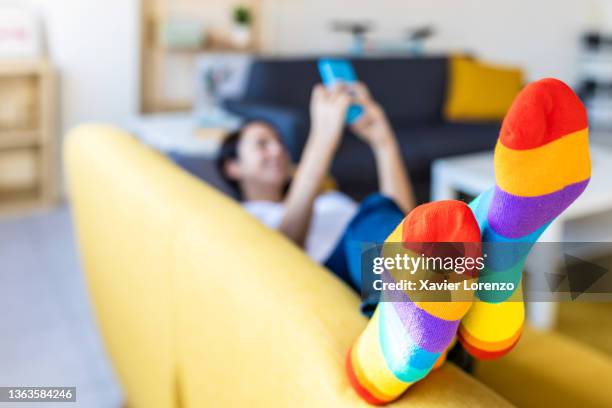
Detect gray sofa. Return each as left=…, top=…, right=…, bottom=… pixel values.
left=222, top=56, right=500, bottom=202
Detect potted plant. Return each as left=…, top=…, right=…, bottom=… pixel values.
left=231, top=5, right=252, bottom=49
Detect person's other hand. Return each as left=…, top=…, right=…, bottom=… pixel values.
left=309, top=83, right=351, bottom=150
left=350, top=82, right=395, bottom=150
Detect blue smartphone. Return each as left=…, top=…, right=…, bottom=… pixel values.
left=318, top=59, right=364, bottom=124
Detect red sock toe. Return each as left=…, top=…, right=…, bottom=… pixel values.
left=402, top=200, right=481, bottom=244
left=401, top=201, right=481, bottom=272
left=500, top=78, right=587, bottom=150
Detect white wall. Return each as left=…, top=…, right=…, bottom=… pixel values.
left=261, top=0, right=601, bottom=83
left=19, top=0, right=607, bottom=139
left=23, top=0, right=140, bottom=137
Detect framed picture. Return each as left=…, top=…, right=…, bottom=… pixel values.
left=194, top=53, right=253, bottom=109
left=0, top=5, right=43, bottom=58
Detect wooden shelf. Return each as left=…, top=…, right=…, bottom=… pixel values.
left=0, top=129, right=40, bottom=149
left=0, top=198, right=45, bottom=219
left=150, top=100, right=193, bottom=112
left=0, top=186, right=41, bottom=215
left=140, top=0, right=261, bottom=113
left=0, top=59, right=57, bottom=217
left=152, top=43, right=256, bottom=55
left=0, top=59, right=50, bottom=76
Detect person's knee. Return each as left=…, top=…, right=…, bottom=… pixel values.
left=360, top=192, right=402, bottom=213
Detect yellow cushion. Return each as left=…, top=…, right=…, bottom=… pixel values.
left=444, top=56, right=523, bottom=122
left=475, top=326, right=612, bottom=408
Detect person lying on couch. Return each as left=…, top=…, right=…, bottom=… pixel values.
left=216, top=82, right=415, bottom=306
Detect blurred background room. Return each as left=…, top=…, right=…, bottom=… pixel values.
left=1, top=0, right=612, bottom=407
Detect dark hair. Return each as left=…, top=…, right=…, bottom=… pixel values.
left=215, top=128, right=242, bottom=197
left=215, top=119, right=287, bottom=199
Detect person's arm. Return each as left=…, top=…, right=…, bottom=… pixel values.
left=350, top=83, right=416, bottom=214
left=278, top=84, right=350, bottom=247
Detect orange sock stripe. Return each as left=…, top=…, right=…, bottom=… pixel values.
left=457, top=323, right=523, bottom=353
left=458, top=329, right=522, bottom=360
left=432, top=350, right=447, bottom=370
left=345, top=347, right=388, bottom=405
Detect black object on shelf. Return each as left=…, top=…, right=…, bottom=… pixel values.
left=582, top=31, right=612, bottom=51
left=331, top=21, right=374, bottom=54
left=331, top=21, right=374, bottom=37
left=405, top=26, right=435, bottom=41
left=578, top=30, right=612, bottom=129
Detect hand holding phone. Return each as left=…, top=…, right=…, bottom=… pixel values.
left=318, top=59, right=364, bottom=124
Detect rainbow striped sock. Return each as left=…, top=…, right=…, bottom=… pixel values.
left=458, top=78, right=591, bottom=359
left=347, top=201, right=481, bottom=404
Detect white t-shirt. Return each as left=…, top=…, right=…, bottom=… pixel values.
left=243, top=191, right=358, bottom=263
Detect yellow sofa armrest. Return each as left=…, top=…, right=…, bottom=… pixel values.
left=65, top=125, right=193, bottom=408
left=65, top=124, right=510, bottom=407
left=475, top=326, right=612, bottom=408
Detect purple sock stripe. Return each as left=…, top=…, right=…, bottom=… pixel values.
left=488, top=179, right=589, bottom=239
left=390, top=299, right=461, bottom=353
left=381, top=270, right=460, bottom=352
left=380, top=261, right=464, bottom=353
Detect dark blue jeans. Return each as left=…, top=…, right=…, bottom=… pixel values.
left=324, top=193, right=405, bottom=317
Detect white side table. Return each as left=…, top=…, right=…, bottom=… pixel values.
left=591, top=131, right=612, bottom=149
left=431, top=144, right=612, bottom=330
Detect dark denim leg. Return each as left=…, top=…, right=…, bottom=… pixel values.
left=324, top=193, right=405, bottom=316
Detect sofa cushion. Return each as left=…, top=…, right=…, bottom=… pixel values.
left=223, top=100, right=309, bottom=161
left=396, top=122, right=501, bottom=168
left=444, top=56, right=523, bottom=122
left=241, top=58, right=320, bottom=108
left=240, top=56, right=448, bottom=124
left=475, top=326, right=612, bottom=408
left=352, top=57, right=447, bottom=124
left=331, top=122, right=500, bottom=201
left=168, top=152, right=239, bottom=199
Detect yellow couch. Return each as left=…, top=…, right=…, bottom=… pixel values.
left=64, top=125, right=612, bottom=407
